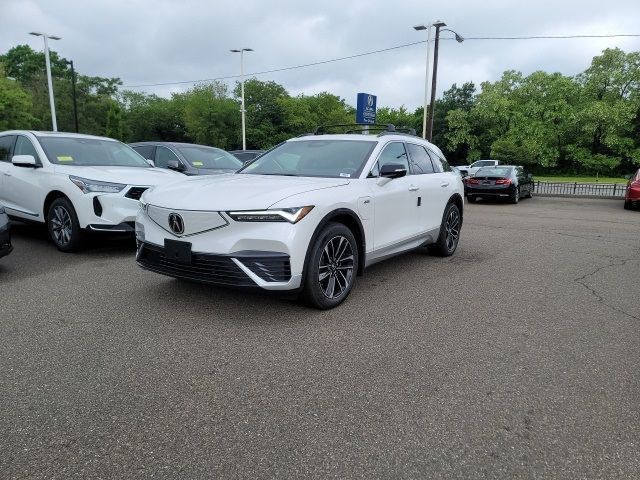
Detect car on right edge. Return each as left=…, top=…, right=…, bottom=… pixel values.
left=466, top=165, right=534, bottom=204
left=135, top=124, right=464, bottom=309
left=624, top=168, right=640, bottom=210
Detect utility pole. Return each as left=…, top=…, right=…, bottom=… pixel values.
left=68, top=60, right=79, bottom=133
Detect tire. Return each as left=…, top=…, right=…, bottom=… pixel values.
left=510, top=187, right=520, bottom=204
left=428, top=202, right=461, bottom=257
left=47, top=197, right=84, bottom=252
left=302, top=222, right=358, bottom=310
left=467, top=195, right=476, bottom=203
left=526, top=186, right=533, bottom=198
left=624, top=200, right=632, bottom=210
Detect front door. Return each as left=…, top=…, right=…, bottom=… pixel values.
left=367, top=142, right=420, bottom=250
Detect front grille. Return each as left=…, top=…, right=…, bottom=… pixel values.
left=137, top=242, right=256, bottom=287
left=126, top=187, right=149, bottom=200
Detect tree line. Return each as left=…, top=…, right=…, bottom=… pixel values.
left=1, top=45, right=639, bottom=174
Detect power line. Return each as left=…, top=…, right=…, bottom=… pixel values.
left=120, top=33, right=640, bottom=89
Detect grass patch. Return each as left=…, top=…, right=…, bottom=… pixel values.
left=535, top=175, right=628, bottom=183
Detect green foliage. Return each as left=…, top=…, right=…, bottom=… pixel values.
left=1, top=43, right=639, bottom=175
left=446, top=49, right=640, bottom=173
left=105, top=101, right=124, bottom=140
left=0, top=64, right=37, bottom=129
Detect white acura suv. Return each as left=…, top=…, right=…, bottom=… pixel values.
left=0, top=131, right=182, bottom=251
left=136, top=126, right=464, bottom=309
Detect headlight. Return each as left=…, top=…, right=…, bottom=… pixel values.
left=228, top=206, right=314, bottom=224
left=69, top=176, right=126, bottom=194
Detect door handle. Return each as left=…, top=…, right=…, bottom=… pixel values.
left=3, top=172, right=11, bottom=177
left=440, top=182, right=449, bottom=187
left=409, top=186, right=419, bottom=191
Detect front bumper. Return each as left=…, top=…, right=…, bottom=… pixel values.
left=136, top=241, right=301, bottom=291
left=75, top=186, right=150, bottom=231
left=134, top=206, right=318, bottom=291
left=0, top=217, right=12, bottom=258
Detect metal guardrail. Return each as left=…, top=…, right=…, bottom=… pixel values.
left=534, top=181, right=627, bottom=198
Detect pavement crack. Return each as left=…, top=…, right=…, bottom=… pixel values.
left=573, top=255, right=640, bottom=322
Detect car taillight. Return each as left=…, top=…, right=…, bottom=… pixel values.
left=495, top=178, right=511, bottom=185
left=467, top=178, right=480, bottom=185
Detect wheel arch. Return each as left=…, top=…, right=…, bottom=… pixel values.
left=448, top=193, right=464, bottom=224
left=43, top=191, right=71, bottom=220
left=300, top=208, right=367, bottom=290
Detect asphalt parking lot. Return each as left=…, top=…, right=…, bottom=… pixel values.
left=1, top=196, right=639, bottom=479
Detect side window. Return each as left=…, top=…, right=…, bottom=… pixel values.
left=0, top=136, right=16, bottom=162
left=375, top=142, right=409, bottom=174
left=133, top=145, right=154, bottom=160
left=439, top=156, right=452, bottom=172
left=154, top=146, right=180, bottom=169
left=406, top=143, right=435, bottom=174
left=13, top=136, right=40, bottom=163
left=426, top=148, right=443, bottom=173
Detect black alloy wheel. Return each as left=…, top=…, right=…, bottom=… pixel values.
left=429, top=202, right=462, bottom=257
left=302, top=222, right=358, bottom=309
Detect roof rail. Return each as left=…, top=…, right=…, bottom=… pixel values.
left=311, top=123, right=419, bottom=138
left=314, top=123, right=399, bottom=135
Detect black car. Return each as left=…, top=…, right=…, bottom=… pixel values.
left=0, top=204, right=12, bottom=258
left=466, top=166, right=534, bottom=204
left=229, top=149, right=264, bottom=164
left=129, top=142, right=243, bottom=175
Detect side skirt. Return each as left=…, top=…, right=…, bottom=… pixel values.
left=365, top=227, right=440, bottom=268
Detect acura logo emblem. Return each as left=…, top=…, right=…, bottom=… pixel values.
left=168, top=213, right=184, bottom=235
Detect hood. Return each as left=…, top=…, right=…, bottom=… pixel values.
left=53, top=165, right=184, bottom=186
left=144, top=174, right=350, bottom=210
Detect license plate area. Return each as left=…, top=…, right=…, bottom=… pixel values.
left=164, top=239, right=192, bottom=265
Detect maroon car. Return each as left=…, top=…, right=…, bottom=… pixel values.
left=624, top=168, right=640, bottom=210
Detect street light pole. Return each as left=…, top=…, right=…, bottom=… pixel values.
left=414, top=23, right=433, bottom=139
left=426, top=23, right=464, bottom=142
left=67, top=60, right=79, bottom=133
left=30, top=32, right=61, bottom=132
left=231, top=48, right=253, bottom=150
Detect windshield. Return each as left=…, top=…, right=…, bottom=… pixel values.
left=475, top=167, right=512, bottom=177
left=177, top=146, right=243, bottom=170
left=39, top=137, right=150, bottom=167
left=239, top=140, right=376, bottom=178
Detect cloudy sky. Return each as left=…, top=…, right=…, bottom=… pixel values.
left=1, top=0, right=639, bottom=109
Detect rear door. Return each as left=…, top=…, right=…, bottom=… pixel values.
left=405, top=142, right=444, bottom=233
left=426, top=147, right=457, bottom=221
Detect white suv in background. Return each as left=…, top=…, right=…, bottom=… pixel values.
left=457, top=159, right=500, bottom=176
left=136, top=125, right=465, bottom=309
left=0, top=131, right=183, bottom=251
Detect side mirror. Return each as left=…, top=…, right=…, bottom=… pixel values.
left=145, top=159, right=155, bottom=167
left=167, top=160, right=184, bottom=172
left=12, top=154, right=38, bottom=168
left=379, top=164, right=407, bottom=179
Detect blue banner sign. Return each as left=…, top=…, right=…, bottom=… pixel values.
left=356, top=93, right=377, bottom=124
